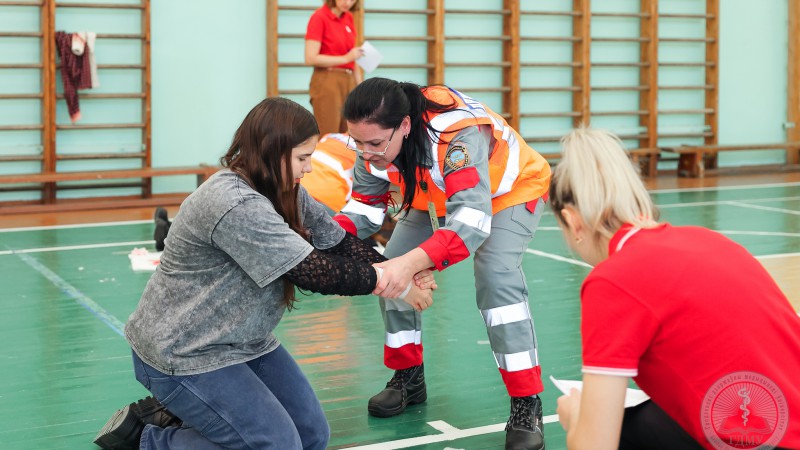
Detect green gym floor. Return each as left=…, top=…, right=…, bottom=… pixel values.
left=1, top=179, right=798, bottom=450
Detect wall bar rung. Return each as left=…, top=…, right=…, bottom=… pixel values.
left=0, top=32, right=42, bottom=37
left=446, top=9, right=510, bottom=15
left=55, top=2, right=144, bottom=9
left=520, top=86, right=581, bottom=92
left=592, top=12, right=649, bottom=18
left=56, top=123, right=146, bottom=130
left=519, top=112, right=581, bottom=118
left=520, top=10, right=581, bottom=17
left=0, top=93, right=43, bottom=99
left=365, top=8, right=434, bottom=15
left=0, top=64, right=43, bottom=69
left=446, top=36, right=511, bottom=41
left=446, top=62, right=511, bottom=68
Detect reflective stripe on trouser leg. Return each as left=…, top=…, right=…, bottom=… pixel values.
left=474, top=201, right=545, bottom=397
left=380, top=210, right=439, bottom=370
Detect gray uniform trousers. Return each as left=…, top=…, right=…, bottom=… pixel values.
left=381, top=200, right=545, bottom=396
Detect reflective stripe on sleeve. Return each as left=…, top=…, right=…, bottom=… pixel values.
left=340, top=199, right=385, bottom=226
left=452, top=206, right=492, bottom=234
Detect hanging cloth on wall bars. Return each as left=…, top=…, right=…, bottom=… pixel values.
left=55, top=31, right=99, bottom=123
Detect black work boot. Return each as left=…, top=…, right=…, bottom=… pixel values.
left=153, top=207, right=170, bottom=252
left=94, top=396, right=182, bottom=449
left=368, top=363, right=426, bottom=418
left=505, top=395, right=545, bottom=450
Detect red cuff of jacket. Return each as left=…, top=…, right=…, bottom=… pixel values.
left=418, top=229, right=470, bottom=271
left=444, top=167, right=480, bottom=198
left=333, top=214, right=357, bottom=235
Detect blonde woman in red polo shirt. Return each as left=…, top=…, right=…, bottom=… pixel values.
left=305, top=0, right=363, bottom=135
left=551, top=127, right=800, bottom=450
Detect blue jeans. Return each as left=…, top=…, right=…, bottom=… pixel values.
left=131, top=346, right=329, bottom=449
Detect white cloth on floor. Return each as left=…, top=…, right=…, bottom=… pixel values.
left=129, top=247, right=161, bottom=271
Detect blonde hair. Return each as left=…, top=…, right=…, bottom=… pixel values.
left=550, top=127, right=659, bottom=246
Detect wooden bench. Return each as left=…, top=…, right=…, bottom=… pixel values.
left=541, top=147, right=661, bottom=177
left=661, top=142, right=800, bottom=177
left=0, top=165, right=220, bottom=214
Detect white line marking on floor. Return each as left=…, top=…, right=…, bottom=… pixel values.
left=15, top=253, right=125, bottom=337
left=0, top=219, right=151, bottom=233
left=346, top=416, right=558, bottom=449
left=0, top=240, right=153, bottom=256
left=756, top=252, right=800, bottom=260
left=527, top=247, right=800, bottom=265
left=525, top=248, right=593, bottom=268
left=649, top=181, right=800, bottom=194
left=717, top=230, right=800, bottom=238
left=427, top=421, right=461, bottom=433
left=724, top=201, right=800, bottom=216
left=657, top=195, right=800, bottom=208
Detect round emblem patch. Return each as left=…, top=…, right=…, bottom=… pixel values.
left=700, top=371, right=789, bottom=449
left=445, top=144, right=470, bottom=170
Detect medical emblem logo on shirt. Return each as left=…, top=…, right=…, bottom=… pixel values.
left=700, top=371, right=788, bottom=450
left=445, top=144, right=470, bottom=170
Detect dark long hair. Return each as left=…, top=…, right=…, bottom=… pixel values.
left=220, top=97, right=319, bottom=309
left=343, top=77, right=461, bottom=213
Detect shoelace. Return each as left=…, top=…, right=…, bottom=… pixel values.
left=507, top=396, right=536, bottom=431
left=386, top=366, right=416, bottom=390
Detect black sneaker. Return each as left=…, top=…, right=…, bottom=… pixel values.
left=368, top=364, right=426, bottom=418
left=505, top=395, right=545, bottom=450
left=94, top=396, right=181, bottom=449
left=153, top=207, right=170, bottom=252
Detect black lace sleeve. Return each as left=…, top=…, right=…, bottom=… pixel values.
left=321, top=232, right=388, bottom=264
left=283, top=249, right=377, bottom=296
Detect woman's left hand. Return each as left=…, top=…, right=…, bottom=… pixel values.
left=556, top=388, right=582, bottom=431
left=414, top=269, right=437, bottom=291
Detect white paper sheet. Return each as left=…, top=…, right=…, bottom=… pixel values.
left=549, top=375, right=650, bottom=408
left=128, top=248, right=161, bottom=271
left=356, top=41, right=383, bottom=73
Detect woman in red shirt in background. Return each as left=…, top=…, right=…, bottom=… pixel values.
left=305, top=0, right=363, bottom=135
left=551, top=127, right=800, bottom=450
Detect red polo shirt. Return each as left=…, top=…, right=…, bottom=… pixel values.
left=581, top=224, right=800, bottom=449
left=305, top=5, right=356, bottom=71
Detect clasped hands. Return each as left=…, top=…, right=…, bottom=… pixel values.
left=372, top=249, right=437, bottom=312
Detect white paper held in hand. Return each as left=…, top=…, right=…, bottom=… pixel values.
left=549, top=375, right=650, bottom=408
left=356, top=41, right=382, bottom=73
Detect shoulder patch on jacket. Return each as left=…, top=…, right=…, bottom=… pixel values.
left=445, top=144, right=471, bottom=170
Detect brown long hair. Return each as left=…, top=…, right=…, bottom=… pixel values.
left=220, top=97, right=319, bottom=309
left=324, top=0, right=359, bottom=11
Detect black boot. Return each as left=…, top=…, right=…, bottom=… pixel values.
left=505, top=395, right=545, bottom=450
left=94, top=396, right=182, bottom=449
left=368, top=363, right=426, bottom=418
left=153, top=207, right=170, bottom=252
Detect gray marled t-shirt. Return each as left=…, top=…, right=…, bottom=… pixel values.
left=125, top=169, right=346, bottom=375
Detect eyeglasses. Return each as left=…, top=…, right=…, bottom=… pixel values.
left=346, top=127, right=398, bottom=156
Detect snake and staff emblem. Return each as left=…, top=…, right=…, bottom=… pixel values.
left=701, top=372, right=788, bottom=449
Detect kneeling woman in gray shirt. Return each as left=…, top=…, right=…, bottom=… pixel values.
left=94, top=97, right=434, bottom=450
